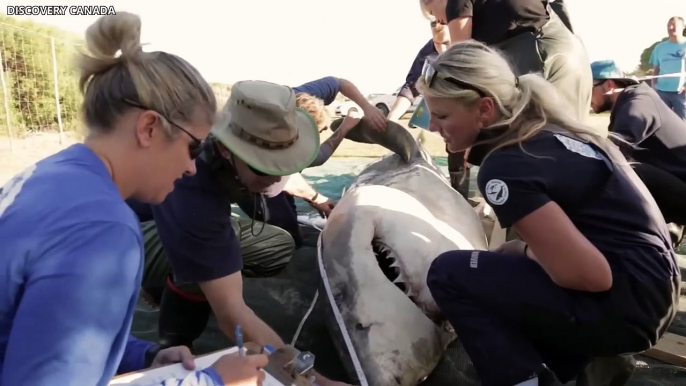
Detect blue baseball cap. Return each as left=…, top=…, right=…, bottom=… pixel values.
left=591, top=60, right=639, bottom=84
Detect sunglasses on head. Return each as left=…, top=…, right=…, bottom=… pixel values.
left=422, top=61, right=488, bottom=98
left=123, top=99, right=204, bottom=160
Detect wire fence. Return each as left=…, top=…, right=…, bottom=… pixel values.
left=0, top=18, right=235, bottom=152
left=0, top=20, right=85, bottom=150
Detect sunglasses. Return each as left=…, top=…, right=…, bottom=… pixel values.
left=123, top=99, right=204, bottom=159
left=249, top=165, right=269, bottom=176
left=227, top=152, right=271, bottom=177
left=422, top=61, right=488, bottom=98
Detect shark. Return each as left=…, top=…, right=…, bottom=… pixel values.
left=316, top=119, right=489, bottom=386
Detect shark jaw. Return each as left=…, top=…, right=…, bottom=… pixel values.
left=371, top=238, right=444, bottom=325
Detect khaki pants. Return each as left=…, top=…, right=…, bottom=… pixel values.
left=494, top=5, right=593, bottom=124
left=141, top=215, right=295, bottom=299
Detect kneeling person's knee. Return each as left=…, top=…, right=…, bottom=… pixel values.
left=242, top=225, right=296, bottom=278
left=427, top=250, right=474, bottom=302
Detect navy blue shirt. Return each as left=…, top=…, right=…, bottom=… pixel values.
left=609, top=82, right=686, bottom=182
left=127, top=141, right=303, bottom=284
left=446, top=0, right=550, bottom=45
left=147, top=156, right=242, bottom=284
left=470, top=128, right=676, bottom=284
left=293, top=76, right=341, bottom=106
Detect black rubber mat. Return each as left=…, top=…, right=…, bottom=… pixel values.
left=131, top=224, right=686, bottom=385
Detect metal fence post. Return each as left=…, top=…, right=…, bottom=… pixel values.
left=0, top=50, right=13, bottom=152
left=51, top=37, right=64, bottom=145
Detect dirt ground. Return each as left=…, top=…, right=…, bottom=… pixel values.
left=0, top=115, right=610, bottom=185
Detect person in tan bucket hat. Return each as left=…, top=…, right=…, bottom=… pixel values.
left=213, top=79, right=322, bottom=176
left=127, top=80, right=354, bottom=386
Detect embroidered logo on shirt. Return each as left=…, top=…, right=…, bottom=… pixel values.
left=485, top=179, right=509, bottom=206
left=553, top=134, right=602, bottom=160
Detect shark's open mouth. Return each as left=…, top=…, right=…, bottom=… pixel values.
left=372, top=238, right=447, bottom=328
left=372, top=238, right=416, bottom=302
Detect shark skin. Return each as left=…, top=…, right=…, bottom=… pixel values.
left=318, top=121, right=488, bottom=386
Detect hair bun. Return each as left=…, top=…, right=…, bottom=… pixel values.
left=85, top=12, right=142, bottom=61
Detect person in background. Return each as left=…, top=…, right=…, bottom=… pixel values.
left=133, top=80, right=352, bottom=386
left=0, top=12, right=266, bottom=386
left=548, top=0, right=574, bottom=33
left=591, top=60, right=686, bottom=240
left=419, top=0, right=593, bottom=124
left=649, top=16, right=686, bottom=121
left=387, top=21, right=472, bottom=196
left=421, top=41, right=679, bottom=386
left=387, top=21, right=450, bottom=122
left=234, top=75, right=387, bottom=243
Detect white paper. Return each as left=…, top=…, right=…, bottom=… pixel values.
left=109, top=347, right=282, bottom=386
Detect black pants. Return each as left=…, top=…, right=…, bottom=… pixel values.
left=427, top=250, right=675, bottom=386
left=633, top=162, right=686, bottom=226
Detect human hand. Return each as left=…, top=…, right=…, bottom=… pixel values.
left=211, top=353, right=268, bottom=386
left=361, top=103, right=387, bottom=132
left=309, top=193, right=336, bottom=218
left=150, top=346, right=195, bottom=370
left=339, top=113, right=362, bottom=134
left=490, top=239, right=527, bottom=255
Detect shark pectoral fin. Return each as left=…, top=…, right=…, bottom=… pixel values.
left=330, top=118, right=419, bottom=163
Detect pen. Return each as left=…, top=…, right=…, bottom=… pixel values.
left=235, top=325, right=245, bottom=357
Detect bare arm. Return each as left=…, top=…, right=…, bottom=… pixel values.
left=447, top=16, right=472, bottom=45
left=284, top=173, right=322, bottom=202
left=338, top=78, right=371, bottom=109
left=516, top=202, right=612, bottom=292
left=311, top=117, right=358, bottom=167
left=652, top=66, right=660, bottom=88
left=338, top=78, right=387, bottom=131
left=200, top=273, right=285, bottom=349
left=199, top=275, right=345, bottom=386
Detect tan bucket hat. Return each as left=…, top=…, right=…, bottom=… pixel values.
left=211, top=80, right=321, bottom=176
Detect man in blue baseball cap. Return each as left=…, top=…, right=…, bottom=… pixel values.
left=591, top=59, right=686, bottom=242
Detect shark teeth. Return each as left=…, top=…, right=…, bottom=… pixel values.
left=393, top=276, right=404, bottom=284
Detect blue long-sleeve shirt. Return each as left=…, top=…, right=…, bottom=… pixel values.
left=0, top=144, right=222, bottom=386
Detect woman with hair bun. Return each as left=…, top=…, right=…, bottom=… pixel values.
left=422, top=41, right=680, bottom=386
left=0, top=12, right=266, bottom=386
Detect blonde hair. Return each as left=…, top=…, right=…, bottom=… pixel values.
left=416, top=40, right=618, bottom=161
left=295, top=92, right=330, bottom=130
left=77, top=12, right=217, bottom=136
left=419, top=0, right=435, bottom=21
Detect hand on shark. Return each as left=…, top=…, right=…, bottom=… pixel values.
left=360, top=103, right=387, bottom=132
left=308, top=193, right=336, bottom=218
